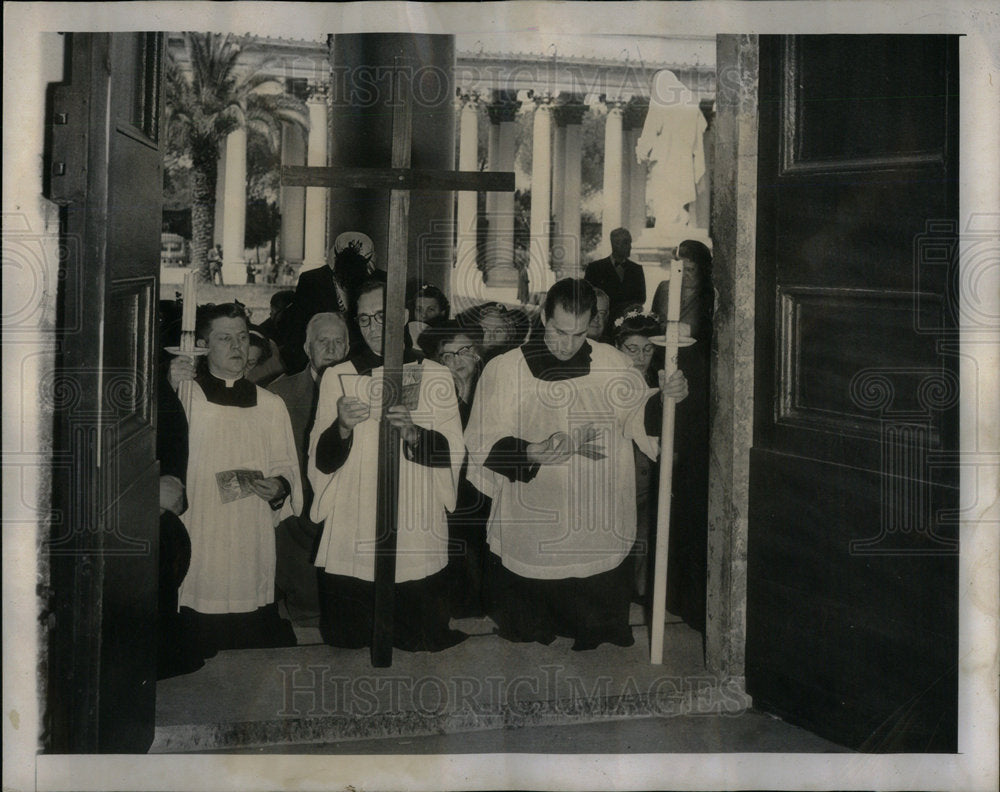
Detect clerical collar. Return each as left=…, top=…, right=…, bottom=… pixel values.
left=521, top=337, right=592, bottom=381
left=350, top=345, right=422, bottom=376
left=195, top=371, right=257, bottom=407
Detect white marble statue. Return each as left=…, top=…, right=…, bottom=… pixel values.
left=635, top=70, right=707, bottom=234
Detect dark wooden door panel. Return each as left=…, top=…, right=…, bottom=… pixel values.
left=783, top=36, right=949, bottom=169
left=748, top=35, right=959, bottom=752
left=97, top=459, right=160, bottom=751
left=748, top=449, right=958, bottom=752
left=747, top=581, right=957, bottom=751
left=46, top=32, right=163, bottom=754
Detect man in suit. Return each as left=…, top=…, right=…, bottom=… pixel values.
left=584, top=227, right=646, bottom=323
left=267, top=312, right=350, bottom=622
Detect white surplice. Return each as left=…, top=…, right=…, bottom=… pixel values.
left=179, top=382, right=302, bottom=614
left=308, top=359, right=463, bottom=583
left=465, top=342, right=658, bottom=580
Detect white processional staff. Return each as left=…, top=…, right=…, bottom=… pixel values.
left=650, top=255, right=685, bottom=665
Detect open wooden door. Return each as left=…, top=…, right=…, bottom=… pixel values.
left=747, top=35, right=959, bottom=751
left=46, top=32, right=165, bottom=753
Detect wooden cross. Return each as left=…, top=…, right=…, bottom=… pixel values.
left=282, top=62, right=514, bottom=667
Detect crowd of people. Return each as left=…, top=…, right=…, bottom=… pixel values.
left=156, top=226, right=713, bottom=677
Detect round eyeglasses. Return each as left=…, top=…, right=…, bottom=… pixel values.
left=439, top=345, right=479, bottom=365
left=357, top=311, right=384, bottom=328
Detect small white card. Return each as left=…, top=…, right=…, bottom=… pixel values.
left=215, top=469, right=264, bottom=503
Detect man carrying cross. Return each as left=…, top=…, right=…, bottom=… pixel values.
left=284, top=41, right=514, bottom=664
left=307, top=280, right=466, bottom=650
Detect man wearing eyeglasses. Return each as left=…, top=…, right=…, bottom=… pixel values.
left=306, top=280, right=467, bottom=651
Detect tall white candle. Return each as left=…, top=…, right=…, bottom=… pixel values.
left=180, top=270, right=197, bottom=349
left=181, top=270, right=197, bottom=328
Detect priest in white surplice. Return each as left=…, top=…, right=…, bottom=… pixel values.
left=465, top=279, right=688, bottom=650
left=308, top=280, right=467, bottom=651
left=172, top=302, right=302, bottom=656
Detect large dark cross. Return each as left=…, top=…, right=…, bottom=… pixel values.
left=283, top=64, right=514, bottom=667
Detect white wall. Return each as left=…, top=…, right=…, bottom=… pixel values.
left=2, top=27, right=65, bottom=785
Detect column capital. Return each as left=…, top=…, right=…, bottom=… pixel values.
left=305, top=80, right=329, bottom=102
left=601, top=97, right=628, bottom=115
left=456, top=89, right=482, bottom=110
left=486, top=89, right=522, bottom=125
left=530, top=90, right=554, bottom=109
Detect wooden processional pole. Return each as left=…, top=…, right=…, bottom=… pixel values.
left=650, top=256, right=685, bottom=665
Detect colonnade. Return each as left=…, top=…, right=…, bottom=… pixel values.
left=211, top=80, right=651, bottom=296
left=452, top=89, right=650, bottom=300
left=213, top=82, right=329, bottom=285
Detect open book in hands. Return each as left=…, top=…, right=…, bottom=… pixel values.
left=339, top=362, right=423, bottom=421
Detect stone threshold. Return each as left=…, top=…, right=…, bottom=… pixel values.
left=152, top=622, right=748, bottom=753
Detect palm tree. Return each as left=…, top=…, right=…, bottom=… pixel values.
left=165, top=33, right=310, bottom=278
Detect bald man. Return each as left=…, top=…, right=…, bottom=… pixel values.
left=268, top=312, right=350, bottom=621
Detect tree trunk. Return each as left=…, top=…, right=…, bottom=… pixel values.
left=190, top=140, right=218, bottom=283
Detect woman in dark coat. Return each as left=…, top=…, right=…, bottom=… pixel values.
left=419, top=322, right=492, bottom=617
left=652, top=239, right=714, bottom=633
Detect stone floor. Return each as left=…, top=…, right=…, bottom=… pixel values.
left=152, top=610, right=848, bottom=755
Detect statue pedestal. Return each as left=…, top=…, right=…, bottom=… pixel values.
left=632, top=225, right=712, bottom=312
left=451, top=264, right=520, bottom=312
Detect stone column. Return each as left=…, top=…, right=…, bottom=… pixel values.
left=551, top=119, right=566, bottom=243
left=528, top=94, right=554, bottom=295
left=302, top=85, right=329, bottom=270
left=555, top=100, right=587, bottom=278
left=620, top=126, right=632, bottom=233
left=213, top=144, right=226, bottom=248
left=485, top=121, right=500, bottom=229
left=705, top=34, right=759, bottom=684
left=220, top=126, right=247, bottom=285
left=626, top=98, right=650, bottom=235
left=602, top=100, right=626, bottom=244
left=279, top=122, right=306, bottom=265
left=485, top=90, right=521, bottom=289
left=453, top=92, right=481, bottom=297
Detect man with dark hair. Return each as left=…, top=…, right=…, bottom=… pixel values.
left=308, top=280, right=466, bottom=651
left=586, top=287, right=611, bottom=342
left=255, top=288, right=301, bottom=373
left=267, top=312, right=350, bottom=622
left=170, top=302, right=302, bottom=655
left=465, top=278, right=687, bottom=650
left=584, top=227, right=646, bottom=323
